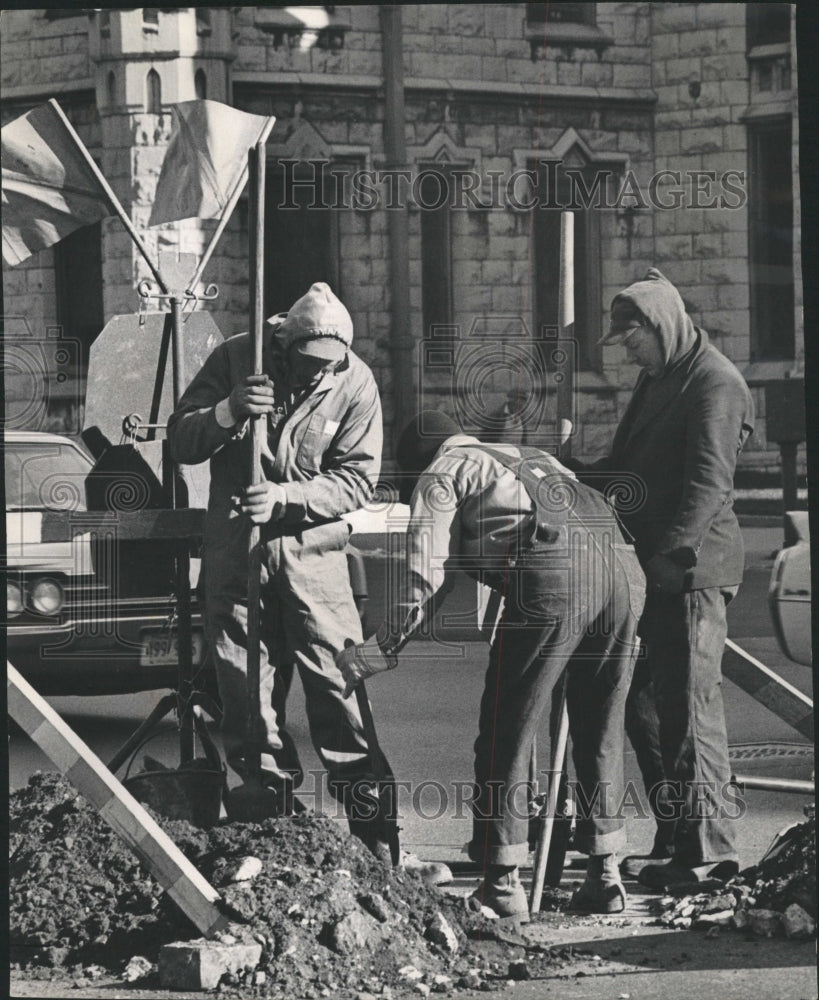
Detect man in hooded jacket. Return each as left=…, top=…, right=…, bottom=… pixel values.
left=576, top=268, right=754, bottom=888
left=167, top=283, right=400, bottom=859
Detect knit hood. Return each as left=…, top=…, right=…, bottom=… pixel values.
left=611, top=268, right=697, bottom=369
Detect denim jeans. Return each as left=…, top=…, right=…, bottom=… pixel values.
left=633, top=586, right=740, bottom=865
left=468, top=539, right=646, bottom=866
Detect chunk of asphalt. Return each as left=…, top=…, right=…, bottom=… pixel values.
left=158, top=939, right=262, bottom=990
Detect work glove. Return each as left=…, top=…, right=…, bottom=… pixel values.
left=336, top=636, right=397, bottom=699
left=645, top=552, right=687, bottom=594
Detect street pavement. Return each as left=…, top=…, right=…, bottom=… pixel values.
left=10, top=522, right=813, bottom=861
left=8, top=521, right=817, bottom=999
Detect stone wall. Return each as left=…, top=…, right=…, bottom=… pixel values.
left=0, top=4, right=804, bottom=473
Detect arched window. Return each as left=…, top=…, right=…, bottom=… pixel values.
left=146, top=69, right=162, bottom=114
left=196, top=9, right=212, bottom=36
left=106, top=70, right=116, bottom=106
left=194, top=69, right=207, bottom=100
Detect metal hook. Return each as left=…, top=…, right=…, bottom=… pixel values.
left=184, top=282, right=220, bottom=301
left=122, top=413, right=144, bottom=443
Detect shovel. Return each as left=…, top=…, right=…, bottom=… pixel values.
left=224, top=142, right=281, bottom=824
left=345, top=640, right=401, bottom=865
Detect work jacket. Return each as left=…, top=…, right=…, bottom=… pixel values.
left=167, top=329, right=382, bottom=566
left=381, top=435, right=622, bottom=651
left=578, top=332, right=754, bottom=590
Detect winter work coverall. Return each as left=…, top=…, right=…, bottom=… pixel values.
left=583, top=268, right=754, bottom=869
left=346, top=434, right=646, bottom=867
left=167, top=320, right=386, bottom=821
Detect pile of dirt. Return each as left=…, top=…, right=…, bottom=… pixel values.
left=10, top=772, right=569, bottom=996
left=655, top=813, right=816, bottom=939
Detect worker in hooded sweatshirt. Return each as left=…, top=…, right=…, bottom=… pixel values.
left=167, top=283, right=449, bottom=884
left=337, top=411, right=647, bottom=919
left=574, top=268, right=754, bottom=889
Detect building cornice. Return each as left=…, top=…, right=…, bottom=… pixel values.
left=232, top=72, right=657, bottom=107
left=1, top=80, right=95, bottom=103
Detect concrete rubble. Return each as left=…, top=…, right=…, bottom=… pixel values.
left=654, top=812, right=816, bottom=940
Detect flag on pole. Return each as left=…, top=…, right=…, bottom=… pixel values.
left=149, top=100, right=275, bottom=227
left=2, top=103, right=112, bottom=266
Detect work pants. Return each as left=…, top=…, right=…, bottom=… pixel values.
left=203, top=520, right=386, bottom=814
left=633, top=586, right=740, bottom=865
left=468, top=540, right=645, bottom=867
left=625, top=657, right=676, bottom=854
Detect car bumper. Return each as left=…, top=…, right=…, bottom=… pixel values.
left=7, top=606, right=211, bottom=696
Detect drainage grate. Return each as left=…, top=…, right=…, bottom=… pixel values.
left=728, top=741, right=814, bottom=762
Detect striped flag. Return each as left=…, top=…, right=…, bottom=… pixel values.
left=149, top=100, right=275, bottom=226
left=2, top=102, right=111, bottom=266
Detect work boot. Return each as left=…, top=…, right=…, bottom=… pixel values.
left=399, top=851, right=453, bottom=886
left=620, top=840, right=673, bottom=880
left=638, top=859, right=739, bottom=891
left=470, top=865, right=530, bottom=921
left=570, top=853, right=627, bottom=914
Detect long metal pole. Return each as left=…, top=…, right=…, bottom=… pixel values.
left=529, top=682, right=570, bottom=915
left=48, top=99, right=167, bottom=294
left=380, top=6, right=413, bottom=447
left=170, top=294, right=195, bottom=762
left=557, top=211, right=574, bottom=462
left=531, top=212, right=575, bottom=915
left=245, top=142, right=266, bottom=785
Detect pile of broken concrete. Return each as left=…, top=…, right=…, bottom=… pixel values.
left=654, top=812, right=816, bottom=940
left=10, top=772, right=550, bottom=996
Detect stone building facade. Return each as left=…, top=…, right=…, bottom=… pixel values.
left=1, top=4, right=804, bottom=474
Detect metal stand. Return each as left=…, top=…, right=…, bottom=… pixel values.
left=107, top=268, right=222, bottom=773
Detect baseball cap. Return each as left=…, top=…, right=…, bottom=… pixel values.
left=597, top=300, right=650, bottom=346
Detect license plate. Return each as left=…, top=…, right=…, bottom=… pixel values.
left=139, top=630, right=205, bottom=667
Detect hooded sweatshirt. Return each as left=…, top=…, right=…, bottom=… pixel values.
left=612, top=267, right=697, bottom=370
left=579, top=268, right=754, bottom=586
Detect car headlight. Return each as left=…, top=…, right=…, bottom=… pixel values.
left=7, top=581, right=24, bottom=618
left=29, top=578, right=64, bottom=615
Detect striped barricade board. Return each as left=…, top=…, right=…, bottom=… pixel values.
left=722, top=638, right=814, bottom=742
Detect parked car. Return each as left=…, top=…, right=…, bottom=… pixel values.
left=768, top=510, right=812, bottom=667
left=5, top=430, right=208, bottom=695
left=5, top=432, right=488, bottom=696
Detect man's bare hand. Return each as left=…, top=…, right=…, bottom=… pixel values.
left=229, top=375, right=276, bottom=421
left=238, top=482, right=287, bottom=523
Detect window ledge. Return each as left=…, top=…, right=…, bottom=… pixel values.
left=574, top=371, right=620, bottom=391
left=526, top=22, right=614, bottom=60
left=747, top=43, right=790, bottom=61
left=739, top=100, right=793, bottom=121
left=741, top=361, right=802, bottom=385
